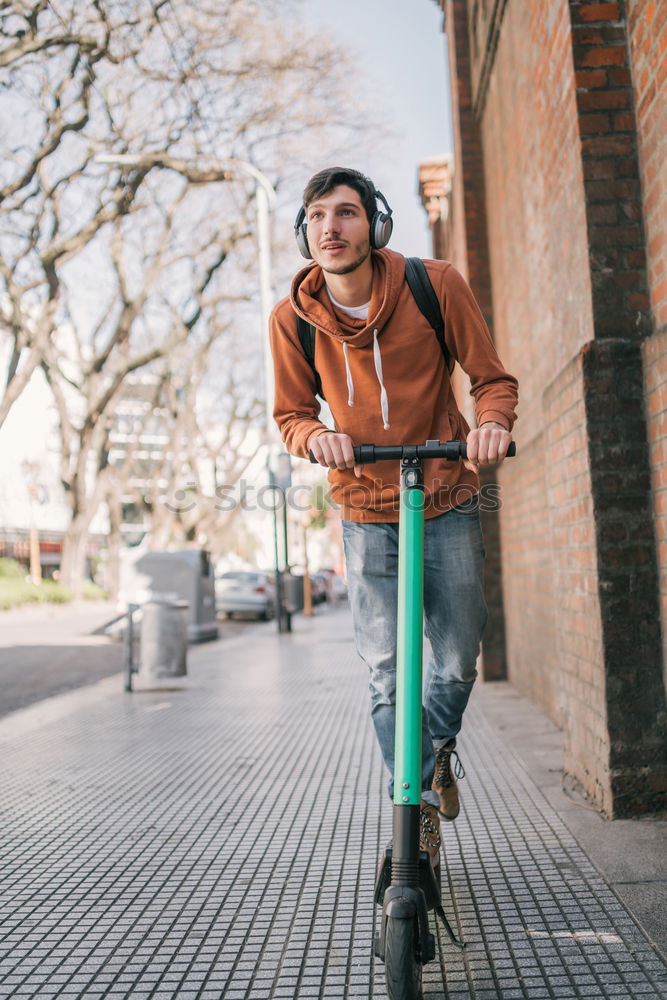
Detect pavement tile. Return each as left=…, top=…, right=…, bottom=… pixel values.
left=0, top=607, right=666, bottom=999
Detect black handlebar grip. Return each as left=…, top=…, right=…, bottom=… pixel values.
left=458, top=441, right=516, bottom=459
left=309, top=441, right=517, bottom=463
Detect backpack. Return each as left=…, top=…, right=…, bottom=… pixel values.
left=295, top=257, right=451, bottom=400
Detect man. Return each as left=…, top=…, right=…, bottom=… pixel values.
left=269, top=167, right=518, bottom=860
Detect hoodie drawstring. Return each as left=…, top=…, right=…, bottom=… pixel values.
left=343, top=342, right=354, bottom=407
left=341, top=331, right=389, bottom=429
left=373, top=330, right=390, bottom=430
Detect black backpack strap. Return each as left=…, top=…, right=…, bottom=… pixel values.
left=404, top=257, right=452, bottom=371
left=296, top=315, right=325, bottom=399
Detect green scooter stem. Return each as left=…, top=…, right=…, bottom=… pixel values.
left=394, top=463, right=425, bottom=807
left=370, top=444, right=473, bottom=973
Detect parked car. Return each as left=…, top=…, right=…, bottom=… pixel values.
left=215, top=571, right=275, bottom=620
left=319, top=567, right=348, bottom=604
left=329, top=573, right=348, bottom=603
left=310, top=572, right=329, bottom=605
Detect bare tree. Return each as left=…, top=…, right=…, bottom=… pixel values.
left=0, top=0, right=379, bottom=591
left=96, top=327, right=264, bottom=602
left=109, top=308, right=264, bottom=563
left=2, top=1, right=117, bottom=416
left=46, top=189, right=255, bottom=590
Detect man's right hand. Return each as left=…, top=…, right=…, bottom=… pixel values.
left=309, top=431, right=363, bottom=478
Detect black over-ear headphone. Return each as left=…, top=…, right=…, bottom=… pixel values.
left=294, top=187, right=394, bottom=259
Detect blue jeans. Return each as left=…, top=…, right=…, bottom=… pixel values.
left=342, top=498, right=487, bottom=800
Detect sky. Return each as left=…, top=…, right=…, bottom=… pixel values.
left=302, top=0, right=453, bottom=257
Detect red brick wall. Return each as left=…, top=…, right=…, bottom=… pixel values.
left=543, top=354, right=610, bottom=809
left=444, top=0, right=494, bottom=324
left=477, top=0, right=595, bottom=722
left=500, top=430, right=562, bottom=720
left=643, top=329, right=667, bottom=693
left=439, top=3, right=511, bottom=682
left=627, top=0, right=667, bottom=332
left=441, top=17, right=470, bottom=281
left=569, top=1, right=650, bottom=338
left=438, top=0, right=666, bottom=814
left=628, top=0, right=667, bottom=694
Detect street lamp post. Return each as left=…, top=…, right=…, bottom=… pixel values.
left=229, top=161, right=277, bottom=438
left=267, top=450, right=293, bottom=634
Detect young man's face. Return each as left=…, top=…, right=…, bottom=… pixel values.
left=305, top=185, right=372, bottom=276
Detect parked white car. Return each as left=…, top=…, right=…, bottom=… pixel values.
left=329, top=573, right=348, bottom=603
left=215, top=571, right=275, bottom=620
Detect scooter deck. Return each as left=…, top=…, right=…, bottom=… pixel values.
left=374, top=844, right=442, bottom=910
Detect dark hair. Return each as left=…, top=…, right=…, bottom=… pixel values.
left=302, top=167, right=377, bottom=224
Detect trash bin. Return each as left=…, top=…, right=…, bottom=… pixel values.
left=139, top=600, right=188, bottom=680
left=133, top=550, right=219, bottom=642
left=282, top=573, right=304, bottom=614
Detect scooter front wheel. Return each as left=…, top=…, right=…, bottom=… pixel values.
left=384, top=916, right=423, bottom=1000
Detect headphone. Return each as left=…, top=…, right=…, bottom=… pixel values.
left=294, top=187, right=394, bottom=259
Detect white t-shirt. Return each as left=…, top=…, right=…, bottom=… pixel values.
left=326, top=288, right=370, bottom=321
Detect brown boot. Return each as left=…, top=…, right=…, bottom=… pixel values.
left=432, top=744, right=465, bottom=821
left=419, top=801, right=441, bottom=863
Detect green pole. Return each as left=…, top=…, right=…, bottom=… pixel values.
left=394, top=479, right=424, bottom=806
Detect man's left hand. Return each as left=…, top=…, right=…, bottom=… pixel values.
left=464, top=421, right=512, bottom=472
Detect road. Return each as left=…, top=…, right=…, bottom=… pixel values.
left=0, top=600, right=256, bottom=719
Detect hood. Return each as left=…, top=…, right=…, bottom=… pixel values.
left=290, top=248, right=406, bottom=349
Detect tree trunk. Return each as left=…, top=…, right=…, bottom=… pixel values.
left=106, top=494, right=122, bottom=602
left=59, top=516, right=92, bottom=595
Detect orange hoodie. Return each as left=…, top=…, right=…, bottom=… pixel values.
left=269, top=249, right=518, bottom=523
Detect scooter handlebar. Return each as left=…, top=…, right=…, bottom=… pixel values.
left=308, top=440, right=516, bottom=464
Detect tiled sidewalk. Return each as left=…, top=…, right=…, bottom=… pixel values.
left=0, top=606, right=665, bottom=999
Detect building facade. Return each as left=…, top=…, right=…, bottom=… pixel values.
left=426, top=0, right=667, bottom=817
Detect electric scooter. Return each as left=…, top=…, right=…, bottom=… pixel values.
left=314, top=438, right=515, bottom=1000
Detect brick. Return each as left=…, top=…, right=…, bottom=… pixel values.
left=579, top=45, right=627, bottom=67
left=583, top=157, right=617, bottom=179
left=570, top=2, right=622, bottom=23
left=629, top=291, right=651, bottom=310
left=588, top=202, right=619, bottom=224
left=586, top=178, right=638, bottom=199
left=573, top=24, right=628, bottom=46
left=619, top=200, right=643, bottom=221
left=578, top=111, right=612, bottom=133
left=613, top=111, right=637, bottom=131
left=616, top=156, right=641, bottom=176
left=581, top=133, right=634, bottom=155
left=636, top=78, right=657, bottom=118
left=653, top=275, right=667, bottom=304
left=624, top=248, right=647, bottom=267
left=588, top=222, right=642, bottom=245
left=609, top=65, right=633, bottom=85
left=599, top=520, right=629, bottom=543
left=577, top=88, right=630, bottom=110
left=575, top=67, right=609, bottom=88
left=614, top=269, right=645, bottom=289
